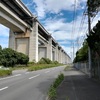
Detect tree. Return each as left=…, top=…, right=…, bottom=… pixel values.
left=86, top=21, right=100, bottom=56
left=0, top=45, right=3, bottom=65
left=87, top=0, right=100, bottom=17
left=74, top=41, right=88, bottom=63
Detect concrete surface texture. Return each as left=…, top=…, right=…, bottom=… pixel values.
left=57, top=67, right=100, bottom=100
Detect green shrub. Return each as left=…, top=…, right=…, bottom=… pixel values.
left=0, top=69, right=12, bottom=77
left=53, top=73, right=64, bottom=88
left=48, top=73, right=64, bottom=100
left=28, top=64, right=62, bottom=71
left=38, top=58, right=52, bottom=64
left=52, top=61, right=59, bottom=64
left=0, top=45, right=3, bottom=65
left=1, top=48, right=17, bottom=67
left=16, top=52, right=29, bottom=65
left=0, top=48, right=29, bottom=67
left=48, top=85, right=57, bottom=100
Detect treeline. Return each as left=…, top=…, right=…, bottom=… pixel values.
left=74, top=20, right=100, bottom=63
left=0, top=45, right=29, bottom=67
left=73, top=41, right=88, bottom=63
left=87, top=21, right=100, bottom=56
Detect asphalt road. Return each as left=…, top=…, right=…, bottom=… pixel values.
left=0, top=66, right=65, bottom=100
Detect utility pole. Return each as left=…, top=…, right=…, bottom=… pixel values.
left=88, top=0, right=92, bottom=78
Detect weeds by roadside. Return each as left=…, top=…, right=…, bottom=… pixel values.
left=0, top=69, right=12, bottom=77
left=64, top=64, right=72, bottom=71
left=48, top=73, right=64, bottom=100
left=28, top=64, right=62, bottom=71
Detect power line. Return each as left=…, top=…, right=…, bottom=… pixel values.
left=78, top=12, right=98, bottom=49
left=76, top=4, right=87, bottom=50
left=71, top=0, right=77, bottom=60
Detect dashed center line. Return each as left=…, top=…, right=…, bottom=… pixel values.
left=0, top=74, right=21, bottom=81
left=45, top=71, right=50, bottom=73
left=0, top=86, right=8, bottom=91
left=29, top=74, right=40, bottom=79
left=25, top=72, right=30, bottom=74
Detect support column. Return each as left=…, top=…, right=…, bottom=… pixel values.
left=55, top=44, right=58, bottom=61
left=59, top=49, right=62, bottom=63
left=52, top=49, right=55, bottom=61
left=61, top=50, right=63, bottom=64
left=9, top=30, right=16, bottom=50
left=29, top=21, right=38, bottom=62
left=47, top=36, right=52, bottom=61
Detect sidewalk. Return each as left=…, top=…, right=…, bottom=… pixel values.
left=56, top=67, right=100, bottom=100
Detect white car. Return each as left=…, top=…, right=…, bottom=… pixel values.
left=0, top=66, right=9, bottom=70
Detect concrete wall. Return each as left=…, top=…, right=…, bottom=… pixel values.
left=38, top=47, right=47, bottom=61
left=16, top=38, right=29, bottom=55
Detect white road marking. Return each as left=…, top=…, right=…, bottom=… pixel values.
left=45, top=71, right=50, bottom=73
left=0, top=74, right=21, bottom=81
left=0, top=86, right=8, bottom=91
left=29, top=74, right=40, bottom=79
left=25, top=72, right=30, bottom=74
left=14, top=74, right=21, bottom=76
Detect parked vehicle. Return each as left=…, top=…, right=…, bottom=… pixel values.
left=0, top=66, right=9, bottom=70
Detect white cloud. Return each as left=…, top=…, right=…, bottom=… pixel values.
left=30, top=0, right=87, bottom=18
left=43, top=15, right=87, bottom=40
left=0, top=24, right=9, bottom=48
left=59, top=40, right=71, bottom=45
left=0, top=24, right=9, bottom=37
left=0, top=38, right=8, bottom=48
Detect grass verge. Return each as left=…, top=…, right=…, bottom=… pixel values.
left=28, top=64, right=62, bottom=71
left=48, top=73, right=64, bottom=100
left=64, top=64, right=72, bottom=71
left=0, top=69, right=12, bottom=77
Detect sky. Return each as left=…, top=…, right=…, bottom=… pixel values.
left=0, top=0, right=100, bottom=60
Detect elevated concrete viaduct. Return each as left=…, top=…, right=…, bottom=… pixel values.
left=0, top=0, right=71, bottom=63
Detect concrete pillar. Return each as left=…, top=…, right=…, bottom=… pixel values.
left=55, top=44, right=58, bottom=61
left=58, top=49, right=60, bottom=62
left=62, top=52, right=64, bottom=64
left=61, top=51, right=63, bottom=64
left=59, top=49, right=62, bottom=63
left=9, top=30, right=16, bottom=50
left=47, top=36, right=52, bottom=61
left=64, top=53, right=66, bottom=64
left=29, top=21, right=38, bottom=62
left=63, top=52, right=65, bottom=64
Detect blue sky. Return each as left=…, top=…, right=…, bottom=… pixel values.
left=0, top=0, right=100, bottom=59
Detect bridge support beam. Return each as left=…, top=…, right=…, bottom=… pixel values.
left=55, top=45, right=58, bottom=62
left=47, top=37, right=52, bottom=61
left=52, top=49, right=55, bottom=61
left=9, top=30, right=16, bottom=50
left=29, top=22, right=38, bottom=62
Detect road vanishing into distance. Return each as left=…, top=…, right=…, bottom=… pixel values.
left=0, top=66, right=65, bottom=100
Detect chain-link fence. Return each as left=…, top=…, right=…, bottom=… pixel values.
left=74, top=60, right=100, bottom=79
left=74, top=62, right=90, bottom=76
